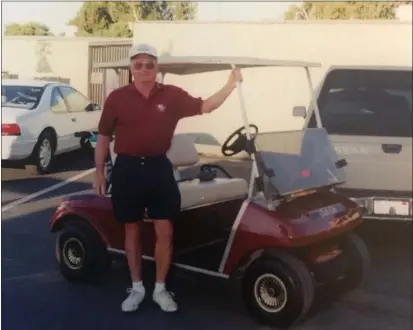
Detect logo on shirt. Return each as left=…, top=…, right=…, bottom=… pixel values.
left=157, top=104, right=166, bottom=112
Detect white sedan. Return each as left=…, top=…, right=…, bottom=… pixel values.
left=2, top=79, right=102, bottom=173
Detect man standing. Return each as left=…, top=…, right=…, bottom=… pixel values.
left=94, top=43, right=242, bottom=313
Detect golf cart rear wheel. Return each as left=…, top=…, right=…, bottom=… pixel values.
left=242, top=255, right=315, bottom=328
left=339, top=232, right=371, bottom=292
left=57, top=224, right=110, bottom=283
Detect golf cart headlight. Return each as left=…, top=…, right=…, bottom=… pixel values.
left=350, top=198, right=368, bottom=215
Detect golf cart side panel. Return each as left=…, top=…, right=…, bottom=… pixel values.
left=141, top=198, right=244, bottom=264
left=50, top=194, right=125, bottom=249
left=174, top=198, right=244, bottom=248
left=223, top=192, right=362, bottom=275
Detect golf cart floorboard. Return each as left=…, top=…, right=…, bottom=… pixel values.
left=173, top=239, right=228, bottom=272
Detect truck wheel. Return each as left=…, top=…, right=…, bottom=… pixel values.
left=242, top=255, right=315, bottom=328
left=340, top=232, right=371, bottom=292
left=57, top=224, right=110, bottom=283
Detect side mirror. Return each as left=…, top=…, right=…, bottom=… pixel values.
left=85, top=103, right=101, bottom=111
left=92, top=103, right=102, bottom=111
left=292, top=106, right=307, bottom=118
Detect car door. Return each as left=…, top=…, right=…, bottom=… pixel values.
left=58, top=86, right=101, bottom=133
left=49, top=86, right=79, bottom=153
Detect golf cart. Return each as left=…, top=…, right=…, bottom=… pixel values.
left=49, top=56, right=370, bottom=328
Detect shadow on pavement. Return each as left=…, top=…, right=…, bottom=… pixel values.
left=2, top=149, right=94, bottom=176
left=2, top=177, right=92, bottom=207
left=2, top=207, right=58, bottom=279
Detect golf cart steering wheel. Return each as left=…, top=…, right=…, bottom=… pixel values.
left=221, top=124, right=258, bottom=157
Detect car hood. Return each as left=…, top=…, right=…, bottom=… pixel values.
left=1, top=106, right=33, bottom=122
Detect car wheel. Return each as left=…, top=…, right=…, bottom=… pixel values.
left=340, top=232, right=371, bottom=292
left=33, top=131, right=55, bottom=174
left=242, top=255, right=315, bottom=328
left=57, top=224, right=110, bottom=283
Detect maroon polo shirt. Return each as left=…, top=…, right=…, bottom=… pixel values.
left=98, top=83, right=203, bottom=156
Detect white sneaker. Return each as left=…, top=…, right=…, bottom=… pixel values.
left=153, top=289, right=178, bottom=312
left=121, top=288, right=145, bottom=312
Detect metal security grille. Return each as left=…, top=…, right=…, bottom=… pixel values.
left=88, top=42, right=132, bottom=106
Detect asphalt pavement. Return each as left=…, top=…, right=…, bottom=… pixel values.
left=1, top=151, right=412, bottom=330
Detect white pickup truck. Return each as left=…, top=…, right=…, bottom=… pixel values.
left=294, top=65, right=412, bottom=222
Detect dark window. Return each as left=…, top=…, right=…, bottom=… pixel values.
left=309, top=69, right=412, bottom=137
left=59, top=86, right=91, bottom=112
left=50, top=87, right=68, bottom=113
left=1, top=85, right=45, bottom=110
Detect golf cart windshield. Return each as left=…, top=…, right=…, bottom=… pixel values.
left=254, top=128, right=346, bottom=197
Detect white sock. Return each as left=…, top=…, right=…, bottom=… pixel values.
left=154, top=282, right=165, bottom=293
left=132, top=281, right=145, bottom=292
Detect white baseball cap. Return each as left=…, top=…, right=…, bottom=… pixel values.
left=129, top=43, right=158, bottom=59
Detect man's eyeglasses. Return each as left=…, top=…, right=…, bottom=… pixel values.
left=133, top=62, right=155, bottom=70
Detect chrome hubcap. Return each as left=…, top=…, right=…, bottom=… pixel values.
left=39, top=139, right=52, bottom=168
left=62, top=238, right=85, bottom=270
left=254, top=274, right=288, bottom=313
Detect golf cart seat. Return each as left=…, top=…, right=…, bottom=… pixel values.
left=167, top=134, right=248, bottom=209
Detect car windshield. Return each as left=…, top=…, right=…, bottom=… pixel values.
left=1, top=85, right=45, bottom=110
left=254, top=128, right=346, bottom=197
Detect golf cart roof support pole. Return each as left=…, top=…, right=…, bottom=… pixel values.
left=231, top=64, right=260, bottom=199
left=160, top=72, right=166, bottom=83
left=304, top=67, right=322, bottom=128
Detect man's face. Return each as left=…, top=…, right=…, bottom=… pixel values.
left=130, top=54, right=158, bottom=84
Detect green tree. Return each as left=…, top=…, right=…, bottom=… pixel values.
left=69, top=1, right=197, bottom=38
left=4, top=22, right=53, bottom=36
left=284, top=1, right=410, bottom=20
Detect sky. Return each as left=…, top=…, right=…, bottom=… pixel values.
left=1, top=1, right=295, bottom=35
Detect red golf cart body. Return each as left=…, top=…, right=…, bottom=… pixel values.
left=49, top=56, right=368, bottom=328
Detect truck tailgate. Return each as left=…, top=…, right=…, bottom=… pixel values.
left=332, top=135, right=412, bottom=193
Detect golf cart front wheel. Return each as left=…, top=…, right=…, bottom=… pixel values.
left=57, top=224, right=110, bottom=283
left=339, top=232, right=371, bottom=292
left=242, top=255, right=315, bottom=328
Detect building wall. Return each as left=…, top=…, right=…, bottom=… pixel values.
left=88, top=41, right=132, bottom=105
left=2, top=37, right=90, bottom=95
left=396, top=4, right=412, bottom=21
left=1, top=36, right=132, bottom=99
left=133, top=21, right=412, bottom=155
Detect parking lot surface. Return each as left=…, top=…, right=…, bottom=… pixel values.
left=2, top=151, right=412, bottom=330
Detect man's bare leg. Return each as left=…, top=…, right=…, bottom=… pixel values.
left=124, top=222, right=142, bottom=281
left=152, top=219, right=177, bottom=312
left=153, top=220, right=173, bottom=282
left=121, top=222, right=145, bottom=312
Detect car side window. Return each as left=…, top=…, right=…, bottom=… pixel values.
left=50, top=87, right=68, bottom=114
left=59, top=86, right=91, bottom=112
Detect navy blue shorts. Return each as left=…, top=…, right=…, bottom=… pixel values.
left=110, top=154, right=181, bottom=223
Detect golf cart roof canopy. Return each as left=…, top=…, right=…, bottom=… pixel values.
left=93, top=55, right=321, bottom=75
